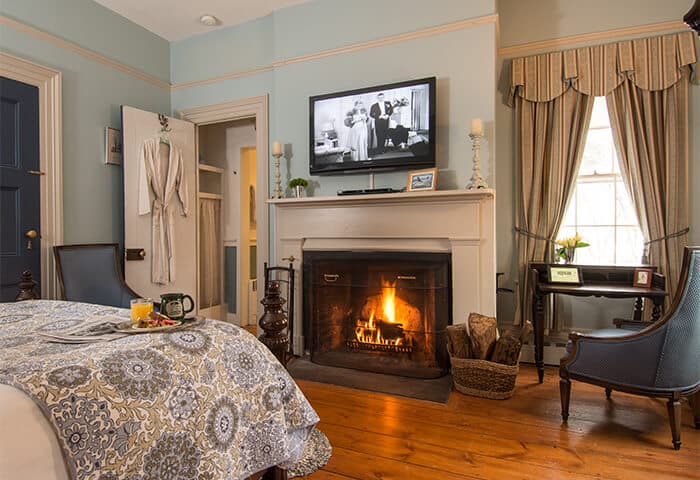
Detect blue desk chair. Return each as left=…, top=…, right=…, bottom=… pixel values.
left=53, top=244, right=142, bottom=309
left=560, top=246, right=700, bottom=450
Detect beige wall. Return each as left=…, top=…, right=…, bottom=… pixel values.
left=495, top=0, right=699, bottom=329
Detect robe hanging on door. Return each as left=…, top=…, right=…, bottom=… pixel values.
left=137, top=138, right=190, bottom=284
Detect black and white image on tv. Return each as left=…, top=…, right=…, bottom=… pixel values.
left=313, top=83, right=431, bottom=166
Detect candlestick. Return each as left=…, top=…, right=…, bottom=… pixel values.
left=467, top=132, right=488, bottom=189
left=272, top=148, right=283, bottom=199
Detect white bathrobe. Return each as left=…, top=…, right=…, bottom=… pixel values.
left=138, top=138, right=190, bottom=284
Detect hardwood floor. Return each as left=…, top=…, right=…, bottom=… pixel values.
left=296, top=365, right=700, bottom=479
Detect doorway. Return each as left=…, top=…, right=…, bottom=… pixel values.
left=180, top=96, right=269, bottom=327
left=0, top=52, right=63, bottom=299
left=197, top=120, right=258, bottom=325
left=0, top=77, right=40, bottom=301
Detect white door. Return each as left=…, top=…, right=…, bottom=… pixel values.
left=122, top=105, right=197, bottom=305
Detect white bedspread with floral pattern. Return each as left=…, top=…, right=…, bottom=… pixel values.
left=0, top=300, right=319, bottom=480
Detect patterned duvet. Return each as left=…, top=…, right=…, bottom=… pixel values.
left=0, top=300, right=319, bottom=480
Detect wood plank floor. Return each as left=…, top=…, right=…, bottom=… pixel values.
left=295, top=365, right=700, bottom=479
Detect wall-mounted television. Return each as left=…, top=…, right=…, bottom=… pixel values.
left=309, top=77, right=436, bottom=175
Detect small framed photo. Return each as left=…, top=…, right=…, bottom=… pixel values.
left=407, top=168, right=437, bottom=192
left=105, top=127, right=122, bottom=165
left=548, top=266, right=582, bottom=284
left=633, top=267, right=654, bottom=288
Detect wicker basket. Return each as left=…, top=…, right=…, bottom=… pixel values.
left=447, top=342, right=519, bottom=400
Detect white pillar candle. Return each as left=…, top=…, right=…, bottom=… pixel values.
left=470, top=118, right=483, bottom=136
left=272, top=141, right=283, bottom=156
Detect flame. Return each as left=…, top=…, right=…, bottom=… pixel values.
left=353, top=278, right=407, bottom=346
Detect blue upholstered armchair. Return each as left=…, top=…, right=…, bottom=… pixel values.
left=53, top=244, right=141, bottom=309
left=560, top=246, right=700, bottom=450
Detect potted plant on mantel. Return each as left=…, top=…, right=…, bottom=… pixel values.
left=289, top=178, right=309, bottom=198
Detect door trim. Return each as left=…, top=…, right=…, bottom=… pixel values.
left=178, top=95, right=269, bottom=324
left=1, top=52, right=63, bottom=299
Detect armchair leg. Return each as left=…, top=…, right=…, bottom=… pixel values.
left=605, top=387, right=612, bottom=399
left=560, top=378, right=571, bottom=422
left=667, top=393, right=682, bottom=450
left=691, top=391, right=700, bottom=429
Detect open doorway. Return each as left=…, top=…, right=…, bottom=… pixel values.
left=180, top=96, right=269, bottom=327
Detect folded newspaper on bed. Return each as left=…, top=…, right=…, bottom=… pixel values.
left=36, top=316, right=127, bottom=343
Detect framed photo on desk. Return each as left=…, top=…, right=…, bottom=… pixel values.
left=633, top=267, right=654, bottom=287
left=548, top=266, right=582, bottom=284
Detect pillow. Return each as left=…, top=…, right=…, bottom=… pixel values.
left=446, top=323, right=471, bottom=359
left=467, top=312, right=498, bottom=360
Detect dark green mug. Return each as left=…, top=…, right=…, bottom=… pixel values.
left=160, top=293, right=195, bottom=320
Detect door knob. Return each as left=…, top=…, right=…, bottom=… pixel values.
left=25, top=229, right=38, bottom=250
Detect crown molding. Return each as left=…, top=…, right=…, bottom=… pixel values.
left=0, top=14, right=170, bottom=90
left=498, top=20, right=690, bottom=58
left=171, top=14, right=499, bottom=90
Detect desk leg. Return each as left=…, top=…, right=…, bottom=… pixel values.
left=532, top=292, right=545, bottom=383
left=633, top=297, right=643, bottom=321
left=652, top=298, right=663, bottom=322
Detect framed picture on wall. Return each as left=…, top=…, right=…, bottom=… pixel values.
left=406, top=168, right=438, bottom=192
left=105, top=127, right=122, bottom=165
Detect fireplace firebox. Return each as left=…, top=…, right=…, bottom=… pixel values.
left=303, top=251, right=451, bottom=378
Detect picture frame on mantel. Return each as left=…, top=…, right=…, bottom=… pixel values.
left=105, top=127, right=122, bottom=165
left=407, top=168, right=438, bottom=192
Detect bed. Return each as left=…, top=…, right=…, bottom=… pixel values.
left=0, top=300, right=319, bottom=480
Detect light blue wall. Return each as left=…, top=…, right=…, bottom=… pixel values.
left=1, top=0, right=171, bottom=244
left=171, top=0, right=498, bottom=195
left=1, top=0, right=170, bottom=82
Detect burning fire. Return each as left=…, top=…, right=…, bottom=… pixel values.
left=354, top=279, right=410, bottom=347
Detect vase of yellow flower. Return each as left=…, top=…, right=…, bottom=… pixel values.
left=555, top=233, right=590, bottom=264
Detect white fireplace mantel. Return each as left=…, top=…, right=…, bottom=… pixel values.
left=269, top=189, right=496, bottom=353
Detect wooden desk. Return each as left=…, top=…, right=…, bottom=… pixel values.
left=529, top=263, right=667, bottom=383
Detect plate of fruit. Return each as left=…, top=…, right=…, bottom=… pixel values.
left=113, top=311, right=182, bottom=333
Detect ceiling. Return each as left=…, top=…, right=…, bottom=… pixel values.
left=93, top=0, right=312, bottom=41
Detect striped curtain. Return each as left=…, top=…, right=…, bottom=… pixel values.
left=509, top=31, right=696, bottom=325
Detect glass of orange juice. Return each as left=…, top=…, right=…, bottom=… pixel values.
left=130, top=298, right=154, bottom=324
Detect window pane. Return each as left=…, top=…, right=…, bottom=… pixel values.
left=589, top=97, right=610, bottom=128
left=557, top=96, right=644, bottom=265
left=615, top=180, right=638, bottom=225
left=579, top=129, right=615, bottom=175
left=616, top=226, right=645, bottom=265
left=576, top=182, right=615, bottom=225
left=574, top=226, right=615, bottom=265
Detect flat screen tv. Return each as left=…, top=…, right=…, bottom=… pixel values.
left=309, top=77, right=436, bottom=175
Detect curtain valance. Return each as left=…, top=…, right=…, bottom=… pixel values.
left=509, top=31, right=696, bottom=105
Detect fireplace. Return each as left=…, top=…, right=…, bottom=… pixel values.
left=303, top=251, right=451, bottom=378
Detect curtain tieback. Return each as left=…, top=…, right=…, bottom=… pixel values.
left=644, top=228, right=690, bottom=246
left=514, top=227, right=556, bottom=244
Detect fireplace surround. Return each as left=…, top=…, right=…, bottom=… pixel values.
left=269, top=190, right=496, bottom=361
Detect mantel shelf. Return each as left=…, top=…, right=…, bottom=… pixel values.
left=268, top=188, right=495, bottom=207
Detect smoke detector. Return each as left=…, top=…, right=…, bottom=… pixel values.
left=199, top=15, right=220, bottom=27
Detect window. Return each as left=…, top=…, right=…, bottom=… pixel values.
left=558, top=97, right=644, bottom=265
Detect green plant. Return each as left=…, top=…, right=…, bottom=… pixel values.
left=289, top=178, right=308, bottom=189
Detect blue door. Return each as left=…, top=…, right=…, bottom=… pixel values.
left=0, top=77, right=41, bottom=301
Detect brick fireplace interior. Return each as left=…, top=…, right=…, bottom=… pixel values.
left=303, top=251, right=452, bottom=378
